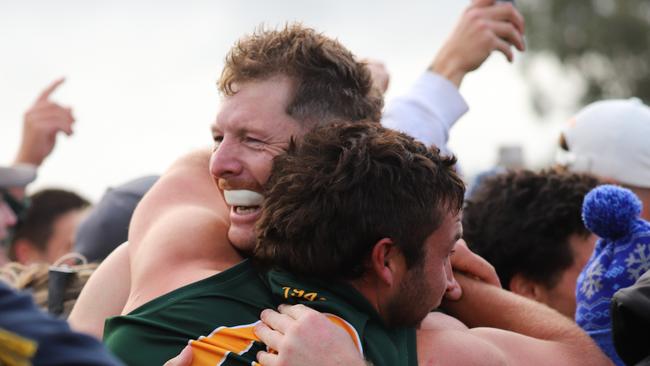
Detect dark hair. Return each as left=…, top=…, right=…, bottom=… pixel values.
left=463, top=169, right=600, bottom=289
left=254, top=122, right=465, bottom=280
left=219, top=23, right=383, bottom=125
left=10, top=189, right=89, bottom=259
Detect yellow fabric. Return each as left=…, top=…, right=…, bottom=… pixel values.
left=189, top=315, right=361, bottom=366
left=0, top=328, right=37, bottom=366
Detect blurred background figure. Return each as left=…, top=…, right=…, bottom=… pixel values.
left=611, top=269, right=650, bottom=366
left=8, top=188, right=89, bottom=265
left=1, top=78, right=75, bottom=264
left=463, top=168, right=601, bottom=318
left=559, top=98, right=650, bottom=220
left=575, top=185, right=650, bottom=365
left=74, top=175, right=158, bottom=263
left=0, top=165, right=37, bottom=264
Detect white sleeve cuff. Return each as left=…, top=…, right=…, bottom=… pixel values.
left=382, top=71, right=468, bottom=153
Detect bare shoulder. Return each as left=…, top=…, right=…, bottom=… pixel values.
left=124, top=149, right=242, bottom=310
left=129, top=148, right=228, bottom=249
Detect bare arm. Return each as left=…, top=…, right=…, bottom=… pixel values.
left=68, top=242, right=131, bottom=339
left=435, top=273, right=612, bottom=365
left=382, top=0, right=525, bottom=153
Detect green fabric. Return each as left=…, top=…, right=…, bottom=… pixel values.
left=104, top=260, right=272, bottom=365
left=264, top=268, right=418, bottom=366
left=104, top=260, right=417, bottom=366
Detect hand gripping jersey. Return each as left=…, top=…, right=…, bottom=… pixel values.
left=104, top=260, right=417, bottom=366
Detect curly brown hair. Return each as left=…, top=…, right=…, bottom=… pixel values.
left=463, top=168, right=600, bottom=289
left=254, top=122, right=465, bottom=280
left=219, top=24, right=383, bottom=125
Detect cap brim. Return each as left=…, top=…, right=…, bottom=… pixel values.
left=0, top=164, right=37, bottom=188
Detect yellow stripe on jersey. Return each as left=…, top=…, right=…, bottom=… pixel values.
left=190, top=315, right=362, bottom=366
left=190, top=321, right=261, bottom=366
left=324, top=314, right=363, bottom=355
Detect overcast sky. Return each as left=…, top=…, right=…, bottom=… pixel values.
left=0, top=0, right=574, bottom=201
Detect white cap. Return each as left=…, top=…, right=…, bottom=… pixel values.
left=0, top=164, right=37, bottom=188
left=562, top=98, right=650, bottom=188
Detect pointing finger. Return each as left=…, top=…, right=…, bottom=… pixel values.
left=36, top=77, right=65, bottom=103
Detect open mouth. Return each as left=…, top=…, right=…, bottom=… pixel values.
left=233, top=206, right=260, bottom=215
left=223, top=190, right=264, bottom=216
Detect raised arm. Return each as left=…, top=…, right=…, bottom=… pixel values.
left=8, top=78, right=74, bottom=200
left=14, top=78, right=74, bottom=167
left=382, top=0, right=525, bottom=154
left=431, top=0, right=524, bottom=87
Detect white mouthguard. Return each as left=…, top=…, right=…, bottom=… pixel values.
left=223, top=190, right=264, bottom=207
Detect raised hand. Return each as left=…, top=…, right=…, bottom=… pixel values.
left=431, top=0, right=526, bottom=87
left=14, top=78, right=75, bottom=167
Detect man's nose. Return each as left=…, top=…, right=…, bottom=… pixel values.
left=209, top=138, right=244, bottom=179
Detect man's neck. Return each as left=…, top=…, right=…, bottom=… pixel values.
left=347, top=276, right=386, bottom=324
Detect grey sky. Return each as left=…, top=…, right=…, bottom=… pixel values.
left=0, top=0, right=566, bottom=200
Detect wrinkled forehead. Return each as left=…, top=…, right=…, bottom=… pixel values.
left=215, top=77, right=301, bottom=130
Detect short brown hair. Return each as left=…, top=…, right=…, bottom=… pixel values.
left=10, top=189, right=89, bottom=260
left=219, top=24, right=383, bottom=125
left=254, top=122, right=465, bottom=280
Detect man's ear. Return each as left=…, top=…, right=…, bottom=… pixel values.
left=509, top=273, right=547, bottom=303
left=369, top=238, right=405, bottom=287
left=12, top=239, right=43, bottom=265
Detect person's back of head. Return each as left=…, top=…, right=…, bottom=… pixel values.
left=463, top=168, right=600, bottom=317
left=219, top=23, right=383, bottom=125
left=10, top=188, right=90, bottom=265
left=254, top=121, right=465, bottom=281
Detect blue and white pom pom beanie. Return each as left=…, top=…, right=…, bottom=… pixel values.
left=576, top=185, right=650, bottom=365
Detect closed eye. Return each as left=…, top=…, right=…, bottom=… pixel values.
left=243, top=136, right=267, bottom=150
left=212, top=135, right=224, bottom=150
left=244, top=136, right=263, bottom=144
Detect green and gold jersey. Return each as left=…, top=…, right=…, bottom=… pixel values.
left=104, top=260, right=417, bottom=366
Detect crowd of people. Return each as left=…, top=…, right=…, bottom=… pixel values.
left=1, top=0, right=650, bottom=365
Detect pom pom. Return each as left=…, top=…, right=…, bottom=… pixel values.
left=582, top=185, right=643, bottom=240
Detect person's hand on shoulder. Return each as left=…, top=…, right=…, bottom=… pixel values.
left=255, top=304, right=366, bottom=366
